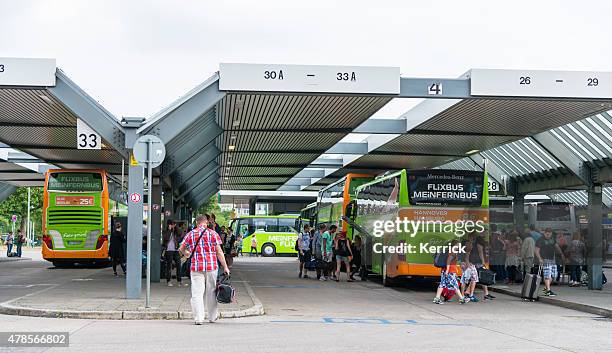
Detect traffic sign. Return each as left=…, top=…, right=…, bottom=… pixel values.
left=133, top=135, right=166, bottom=168
left=76, top=119, right=101, bottom=150
left=130, top=192, right=141, bottom=203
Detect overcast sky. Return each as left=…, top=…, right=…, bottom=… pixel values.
left=2, top=0, right=611, bottom=119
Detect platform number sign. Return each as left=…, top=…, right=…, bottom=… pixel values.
left=488, top=180, right=500, bottom=192
left=428, top=82, right=442, bottom=95
left=76, top=119, right=101, bottom=150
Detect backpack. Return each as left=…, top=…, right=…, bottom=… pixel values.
left=216, top=273, right=235, bottom=304
left=434, top=251, right=448, bottom=268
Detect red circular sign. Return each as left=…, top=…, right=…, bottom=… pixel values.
left=130, top=192, right=141, bottom=203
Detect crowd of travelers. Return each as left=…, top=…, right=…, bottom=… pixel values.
left=296, top=223, right=362, bottom=282
left=433, top=224, right=608, bottom=304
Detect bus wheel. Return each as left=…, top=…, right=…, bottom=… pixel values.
left=261, top=243, right=276, bottom=257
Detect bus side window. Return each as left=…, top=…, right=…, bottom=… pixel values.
left=278, top=218, right=296, bottom=233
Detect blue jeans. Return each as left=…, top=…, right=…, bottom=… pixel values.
left=16, top=244, right=22, bottom=257
left=569, top=265, right=581, bottom=283
left=6, top=244, right=12, bottom=256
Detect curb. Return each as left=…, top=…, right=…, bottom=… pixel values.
left=489, top=286, right=612, bottom=318
left=0, top=277, right=265, bottom=320
left=0, top=257, right=30, bottom=263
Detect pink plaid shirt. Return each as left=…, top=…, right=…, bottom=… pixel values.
left=181, top=226, right=221, bottom=272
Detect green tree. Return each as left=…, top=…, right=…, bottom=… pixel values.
left=0, top=187, right=44, bottom=236
left=196, top=195, right=233, bottom=228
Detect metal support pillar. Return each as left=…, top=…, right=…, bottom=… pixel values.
left=512, top=194, right=526, bottom=232
left=587, top=185, right=603, bottom=290
left=126, top=164, right=144, bottom=299
left=150, top=180, right=162, bottom=283
left=249, top=199, right=256, bottom=215
left=163, top=187, right=174, bottom=221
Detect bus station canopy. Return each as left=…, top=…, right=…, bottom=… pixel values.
left=1, top=58, right=612, bottom=209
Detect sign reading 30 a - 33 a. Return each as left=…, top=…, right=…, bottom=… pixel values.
left=219, top=63, right=400, bottom=94
left=0, top=57, right=56, bottom=87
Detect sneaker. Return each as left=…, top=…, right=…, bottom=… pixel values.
left=469, top=295, right=479, bottom=302
left=303, top=274, right=309, bottom=279
left=459, top=297, right=467, bottom=304
left=484, top=294, right=495, bottom=300
left=319, top=277, right=327, bottom=282
left=298, top=272, right=302, bottom=278
left=433, top=297, right=443, bottom=304
left=179, top=282, right=188, bottom=287
left=542, top=289, right=550, bottom=296
left=547, top=290, right=557, bottom=297
left=167, top=282, right=173, bottom=287
left=114, top=272, right=118, bottom=277
left=195, top=321, right=203, bottom=325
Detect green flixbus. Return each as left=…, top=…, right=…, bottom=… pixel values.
left=231, top=215, right=300, bottom=257
left=347, top=169, right=490, bottom=285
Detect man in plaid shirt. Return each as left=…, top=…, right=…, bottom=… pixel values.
left=179, top=214, right=230, bottom=325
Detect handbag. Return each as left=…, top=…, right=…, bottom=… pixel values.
left=477, top=267, right=496, bottom=285
left=216, top=273, right=235, bottom=304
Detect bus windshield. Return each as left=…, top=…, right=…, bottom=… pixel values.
left=48, top=172, right=103, bottom=192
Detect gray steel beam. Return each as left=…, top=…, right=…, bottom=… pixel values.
left=531, top=133, right=590, bottom=186
left=171, top=145, right=220, bottom=187
left=516, top=174, right=583, bottom=195
left=292, top=169, right=326, bottom=178
left=0, top=182, right=16, bottom=202
left=177, top=162, right=218, bottom=195
left=140, top=80, right=225, bottom=144
left=399, top=77, right=470, bottom=99
left=326, top=142, right=369, bottom=154
left=353, top=118, right=407, bottom=134
left=48, top=71, right=127, bottom=157
left=512, top=194, right=526, bottom=230
left=150, top=180, right=162, bottom=283
left=310, top=158, right=343, bottom=166
left=162, top=122, right=222, bottom=176
left=126, top=164, right=144, bottom=299
left=180, top=172, right=219, bottom=200
left=188, top=183, right=219, bottom=208
left=587, top=185, right=604, bottom=290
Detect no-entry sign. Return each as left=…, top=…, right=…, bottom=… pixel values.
left=130, top=192, right=141, bottom=203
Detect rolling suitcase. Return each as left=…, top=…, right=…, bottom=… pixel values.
left=521, top=265, right=542, bottom=301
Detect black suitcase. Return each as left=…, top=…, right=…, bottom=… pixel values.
left=477, top=267, right=496, bottom=285
left=521, top=266, right=542, bottom=301
left=304, top=257, right=317, bottom=271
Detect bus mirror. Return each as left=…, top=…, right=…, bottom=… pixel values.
left=345, top=202, right=356, bottom=220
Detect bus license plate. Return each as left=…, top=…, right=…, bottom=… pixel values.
left=68, top=241, right=82, bottom=245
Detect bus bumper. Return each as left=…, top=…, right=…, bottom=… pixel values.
left=42, top=241, right=109, bottom=261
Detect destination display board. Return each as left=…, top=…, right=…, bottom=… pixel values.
left=407, top=170, right=484, bottom=207
left=470, top=68, right=612, bottom=99
left=48, top=173, right=103, bottom=192
left=0, top=57, right=56, bottom=86
left=219, top=63, right=400, bottom=94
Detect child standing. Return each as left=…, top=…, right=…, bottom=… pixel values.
left=433, top=239, right=468, bottom=304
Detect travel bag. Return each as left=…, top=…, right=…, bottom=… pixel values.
left=216, top=273, right=235, bottom=304
left=521, top=265, right=542, bottom=301
left=477, top=267, right=496, bottom=285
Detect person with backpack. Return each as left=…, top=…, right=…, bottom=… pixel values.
left=297, top=224, right=312, bottom=278
left=333, top=231, right=354, bottom=282
left=320, top=224, right=336, bottom=281
left=350, top=235, right=363, bottom=280
left=179, top=215, right=230, bottom=325
left=433, top=239, right=468, bottom=304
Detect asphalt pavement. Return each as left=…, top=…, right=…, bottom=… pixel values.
left=0, top=252, right=611, bottom=352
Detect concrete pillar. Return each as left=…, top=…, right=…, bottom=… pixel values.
left=150, top=179, right=162, bottom=282
left=163, top=187, right=174, bottom=222
left=587, top=184, right=603, bottom=290
left=512, top=193, right=525, bottom=232
left=126, top=164, right=144, bottom=299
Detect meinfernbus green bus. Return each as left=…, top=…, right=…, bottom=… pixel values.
left=348, top=169, right=489, bottom=285
left=42, top=169, right=110, bottom=267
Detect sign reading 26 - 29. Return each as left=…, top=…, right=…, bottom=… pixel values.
left=76, top=119, right=101, bottom=150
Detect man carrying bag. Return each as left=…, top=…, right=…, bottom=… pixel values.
left=179, top=215, right=230, bottom=325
